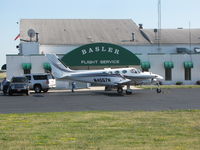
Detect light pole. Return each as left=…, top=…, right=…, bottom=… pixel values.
left=158, top=0, right=161, bottom=50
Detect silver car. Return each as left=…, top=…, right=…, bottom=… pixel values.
left=25, top=73, right=56, bottom=93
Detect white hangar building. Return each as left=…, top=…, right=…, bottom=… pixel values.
left=6, top=19, right=200, bottom=86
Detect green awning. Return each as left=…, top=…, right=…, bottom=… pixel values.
left=184, top=61, right=193, bottom=68
left=22, top=63, right=32, bottom=70
left=164, top=61, right=174, bottom=69
left=141, top=61, right=151, bottom=69
left=43, top=63, right=51, bottom=70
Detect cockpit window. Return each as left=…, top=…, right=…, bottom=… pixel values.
left=130, top=69, right=141, bottom=74
left=130, top=69, right=137, bottom=73
left=122, top=70, right=127, bottom=74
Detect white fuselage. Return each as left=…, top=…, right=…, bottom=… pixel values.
left=63, top=67, right=163, bottom=85
left=60, top=70, right=130, bottom=86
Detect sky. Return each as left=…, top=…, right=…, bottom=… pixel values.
left=1, top=0, right=200, bottom=67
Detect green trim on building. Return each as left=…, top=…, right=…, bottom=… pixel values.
left=43, top=63, right=51, bottom=70
left=61, top=43, right=140, bottom=66
left=141, top=61, right=151, bottom=69
left=22, top=63, right=32, bottom=70
left=184, top=61, right=193, bottom=68
left=164, top=61, right=174, bottom=69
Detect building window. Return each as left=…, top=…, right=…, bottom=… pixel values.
left=185, top=68, right=191, bottom=80
left=22, top=63, right=32, bottom=74
left=184, top=61, right=193, bottom=81
left=164, top=61, right=174, bottom=81
left=24, top=69, right=31, bottom=74
left=43, top=63, right=52, bottom=73
left=44, top=68, right=52, bottom=73
left=165, top=68, right=172, bottom=81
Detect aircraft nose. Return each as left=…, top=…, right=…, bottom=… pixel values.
left=155, top=74, right=164, bottom=80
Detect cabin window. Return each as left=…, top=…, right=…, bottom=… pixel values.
left=122, top=70, right=127, bottom=74
left=115, top=71, right=120, bottom=74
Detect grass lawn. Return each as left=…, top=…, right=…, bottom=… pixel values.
left=0, top=110, right=200, bottom=150
left=137, top=85, right=200, bottom=89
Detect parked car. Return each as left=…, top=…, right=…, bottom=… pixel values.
left=25, top=73, right=56, bottom=93
left=7, top=76, right=29, bottom=96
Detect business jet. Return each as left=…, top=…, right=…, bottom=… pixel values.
left=46, top=54, right=163, bottom=95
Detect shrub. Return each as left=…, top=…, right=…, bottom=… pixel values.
left=196, top=80, right=200, bottom=85
left=176, top=81, right=183, bottom=85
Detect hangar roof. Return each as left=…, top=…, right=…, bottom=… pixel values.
left=20, top=19, right=150, bottom=45
left=142, top=29, right=200, bottom=44
left=20, top=19, right=200, bottom=45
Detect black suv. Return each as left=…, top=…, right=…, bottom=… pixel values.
left=8, top=76, right=30, bottom=96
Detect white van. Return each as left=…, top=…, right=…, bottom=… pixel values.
left=25, top=73, right=56, bottom=93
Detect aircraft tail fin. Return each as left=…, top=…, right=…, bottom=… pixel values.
left=46, top=54, right=72, bottom=79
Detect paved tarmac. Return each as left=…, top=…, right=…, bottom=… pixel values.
left=0, top=87, right=200, bottom=113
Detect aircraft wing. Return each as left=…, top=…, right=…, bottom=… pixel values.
left=116, top=78, right=131, bottom=85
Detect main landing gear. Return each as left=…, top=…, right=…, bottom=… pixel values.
left=117, top=84, right=133, bottom=95
left=117, top=87, right=123, bottom=95
left=125, top=84, right=132, bottom=95
left=105, top=85, right=133, bottom=95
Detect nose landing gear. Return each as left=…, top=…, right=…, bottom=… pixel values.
left=156, top=82, right=162, bottom=93
left=156, top=88, right=161, bottom=93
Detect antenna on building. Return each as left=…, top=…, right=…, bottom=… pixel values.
left=131, top=32, right=135, bottom=41
left=158, top=0, right=161, bottom=50
left=36, top=32, right=39, bottom=42
left=139, top=24, right=143, bottom=29
left=27, top=29, right=36, bottom=42
left=189, top=21, right=192, bottom=51
left=154, top=28, right=158, bottom=41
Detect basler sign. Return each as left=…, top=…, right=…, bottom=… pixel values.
left=80, top=46, right=120, bottom=65
left=81, top=46, right=120, bottom=55
left=61, top=43, right=140, bottom=66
